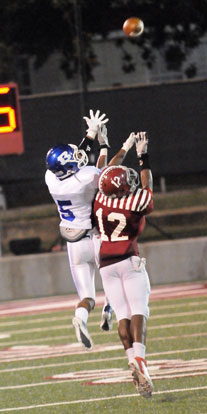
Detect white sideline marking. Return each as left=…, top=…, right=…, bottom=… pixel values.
left=0, top=386, right=207, bottom=412
left=0, top=346, right=207, bottom=373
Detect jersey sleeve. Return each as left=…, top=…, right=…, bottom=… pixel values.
left=132, top=187, right=153, bottom=214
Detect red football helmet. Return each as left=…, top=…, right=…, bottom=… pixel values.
left=98, top=165, right=139, bottom=198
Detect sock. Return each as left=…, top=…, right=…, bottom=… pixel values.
left=125, top=347, right=134, bottom=364
left=133, top=342, right=146, bottom=359
left=75, top=307, right=89, bottom=324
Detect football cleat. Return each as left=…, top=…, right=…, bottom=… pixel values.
left=100, top=304, right=113, bottom=331
left=129, top=356, right=153, bottom=399
left=72, top=317, right=93, bottom=349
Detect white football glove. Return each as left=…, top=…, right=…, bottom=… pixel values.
left=135, top=131, right=148, bottom=157
left=97, top=125, right=110, bottom=147
left=122, top=132, right=136, bottom=152
left=83, top=109, right=109, bottom=139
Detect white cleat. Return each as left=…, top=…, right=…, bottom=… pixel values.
left=129, top=357, right=153, bottom=399
left=100, top=305, right=113, bottom=331
left=72, top=317, right=93, bottom=349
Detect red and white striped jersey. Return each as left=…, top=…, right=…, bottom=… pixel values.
left=93, top=187, right=153, bottom=267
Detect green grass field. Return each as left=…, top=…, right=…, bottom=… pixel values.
left=0, top=292, right=206, bottom=414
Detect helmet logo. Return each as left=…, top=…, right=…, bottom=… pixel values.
left=111, top=176, right=121, bottom=188
left=57, top=151, right=71, bottom=165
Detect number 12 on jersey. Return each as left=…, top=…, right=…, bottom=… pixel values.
left=95, top=207, right=128, bottom=241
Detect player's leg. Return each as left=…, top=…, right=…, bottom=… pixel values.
left=123, top=256, right=153, bottom=398
left=100, top=262, right=131, bottom=342
left=67, top=237, right=96, bottom=349
left=92, top=232, right=114, bottom=331
left=101, top=261, right=139, bottom=380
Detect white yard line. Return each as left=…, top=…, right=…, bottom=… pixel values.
left=0, top=386, right=207, bottom=412
left=150, top=309, right=207, bottom=320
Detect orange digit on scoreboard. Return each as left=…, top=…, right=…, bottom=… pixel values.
left=0, top=83, right=24, bottom=155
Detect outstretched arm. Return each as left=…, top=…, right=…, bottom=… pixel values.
left=136, top=131, right=153, bottom=191
left=96, top=125, right=110, bottom=169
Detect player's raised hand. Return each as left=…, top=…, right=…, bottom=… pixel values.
left=97, top=125, right=110, bottom=148
left=135, top=131, right=148, bottom=157
left=83, top=110, right=109, bottom=139
left=122, top=132, right=136, bottom=152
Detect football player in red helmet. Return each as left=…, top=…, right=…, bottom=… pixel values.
left=93, top=131, right=154, bottom=398
left=98, top=165, right=139, bottom=198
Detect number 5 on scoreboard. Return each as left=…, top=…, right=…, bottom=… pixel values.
left=0, top=83, right=24, bottom=155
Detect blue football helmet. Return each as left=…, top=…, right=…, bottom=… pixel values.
left=46, top=144, right=88, bottom=179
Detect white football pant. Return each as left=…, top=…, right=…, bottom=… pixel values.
left=100, top=256, right=151, bottom=321
left=67, top=230, right=101, bottom=301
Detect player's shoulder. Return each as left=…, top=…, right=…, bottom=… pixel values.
left=45, top=169, right=56, bottom=185
left=95, top=187, right=153, bottom=212
left=77, top=166, right=100, bottom=180
left=80, top=165, right=100, bottom=174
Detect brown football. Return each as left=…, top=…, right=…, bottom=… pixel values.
left=123, top=17, right=144, bottom=37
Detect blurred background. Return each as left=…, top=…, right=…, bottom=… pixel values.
left=0, top=0, right=207, bottom=261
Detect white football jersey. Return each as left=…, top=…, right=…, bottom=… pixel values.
left=45, top=166, right=100, bottom=229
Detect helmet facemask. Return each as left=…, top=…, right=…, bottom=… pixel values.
left=126, top=167, right=139, bottom=193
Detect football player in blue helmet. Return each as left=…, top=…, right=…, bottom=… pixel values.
left=45, top=109, right=136, bottom=351
left=46, top=143, right=88, bottom=180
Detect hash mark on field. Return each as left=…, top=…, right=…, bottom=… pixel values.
left=0, top=386, right=207, bottom=411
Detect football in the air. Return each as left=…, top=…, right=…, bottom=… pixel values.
left=123, top=17, right=144, bottom=37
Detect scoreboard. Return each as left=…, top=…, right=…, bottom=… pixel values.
left=0, top=83, right=24, bottom=155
